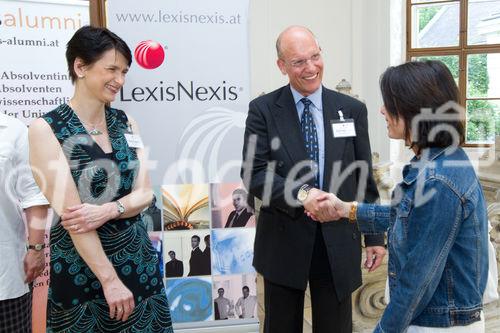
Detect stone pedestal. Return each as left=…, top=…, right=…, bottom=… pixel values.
left=479, top=136, right=500, bottom=332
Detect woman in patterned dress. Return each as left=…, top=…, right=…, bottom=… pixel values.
left=28, top=26, right=174, bottom=332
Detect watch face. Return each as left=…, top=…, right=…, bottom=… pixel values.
left=29, top=244, right=44, bottom=251
left=298, top=189, right=307, bottom=202
left=116, top=201, right=125, bottom=214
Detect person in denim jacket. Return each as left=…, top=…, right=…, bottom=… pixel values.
left=307, top=60, right=489, bottom=332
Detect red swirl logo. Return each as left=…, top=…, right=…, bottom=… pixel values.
left=134, top=40, right=165, bottom=69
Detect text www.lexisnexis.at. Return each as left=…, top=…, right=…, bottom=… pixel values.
left=114, top=10, right=242, bottom=25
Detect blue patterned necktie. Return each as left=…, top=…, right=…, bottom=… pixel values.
left=300, top=98, right=320, bottom=188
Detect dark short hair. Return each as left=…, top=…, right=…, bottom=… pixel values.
left=204, top=235, right=210, bottom=242
left=66, top=25, right=132, bottom=83
left=218, top=288, right=224, bottom=292
left=380, top=60, right=465, bottom=153
left=242, top=286, right=249, bottom=292
left=192, top=235, right=200, bottom=242
left=168, top=250, right=175, bottom=256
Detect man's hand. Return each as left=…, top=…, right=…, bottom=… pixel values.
left=305, top=193, right=350, bottom=222
left=24, top=249, right=45, bottom=283
left=364, top=246, right=386, bottom=272
left=302, top=188, right=330, bottom=219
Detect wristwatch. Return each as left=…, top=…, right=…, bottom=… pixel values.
left=27, top=243, right=45, bottom=251
left=115, top=200, right=125, bottom=216
left=297, top=184, right=312, bottom=203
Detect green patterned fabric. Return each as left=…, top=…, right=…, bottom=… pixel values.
left=43, top=104, right=173, bottom=333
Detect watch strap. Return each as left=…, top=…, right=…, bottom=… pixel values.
left=27, top=243, right=45, bottom=251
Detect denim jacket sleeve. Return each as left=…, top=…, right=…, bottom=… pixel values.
left=356, top=203, right=391, bottom=234
left=375, top=179, right=464, bottom=333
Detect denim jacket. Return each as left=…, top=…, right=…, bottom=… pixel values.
left=357, top=147, right=488, bottom=333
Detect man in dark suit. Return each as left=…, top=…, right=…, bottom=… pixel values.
left=188, top=235, right=204, bottom=276
left=200, top=234, right=211, bottom=275
left=224, top=188, right=254, bottom=228
left=165, top=250, right=183, bottom=277
left=241, top=26, right=386, bottom=333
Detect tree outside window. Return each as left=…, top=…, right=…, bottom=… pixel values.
left=408, top=0, right=500, bottom=144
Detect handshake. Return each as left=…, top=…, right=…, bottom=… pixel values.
left=302, top=188, right=353, bottom=223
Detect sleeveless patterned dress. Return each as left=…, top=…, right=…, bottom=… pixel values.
left=43, top=104, right=173, bottom=333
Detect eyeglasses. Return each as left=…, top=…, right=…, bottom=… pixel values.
left=287, top=52, right=322, bottom=68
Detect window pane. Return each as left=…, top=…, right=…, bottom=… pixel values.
left=413, top=55, right=460, bottom=83
left=468, top=0, right=500, bottom=46
left=466, top=99, right=500, bottom=143
left=411, top=0, right=459, bottom=3
left=411, top=3, right=460, bottom=48
left=467, top=53, right=500, bottom=98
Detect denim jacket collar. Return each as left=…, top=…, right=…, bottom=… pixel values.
left=402, top=147, right=449, bottom=185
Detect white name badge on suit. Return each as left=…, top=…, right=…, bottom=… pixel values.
left=331, top=110, right=356, bottom=138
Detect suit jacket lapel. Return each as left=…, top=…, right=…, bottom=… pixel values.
left=271, top=85, right=309, bottom=163
left=322, top=88, right=346, bottom=190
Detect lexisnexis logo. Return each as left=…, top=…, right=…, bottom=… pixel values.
left=120, top=81, right=240, bottom=102
left=128, top=40, right=241, bottom=101
left=134, top=40, right=165, bottom=69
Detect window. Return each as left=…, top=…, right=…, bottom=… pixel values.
left=407, top=0, right=500, bottom=144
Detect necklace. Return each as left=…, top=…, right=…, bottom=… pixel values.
left=68, top=100, right=105, bottom=136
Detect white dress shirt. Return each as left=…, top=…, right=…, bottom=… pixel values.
left=214, top=296, right=231, bottom=319
left=0, top=114, right=48, bottom=300
left=235, top=295, right=257, bottom=318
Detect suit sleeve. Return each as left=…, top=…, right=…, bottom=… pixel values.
left=241, top=100, right=303, bottom=216
left=353, top=103, right=385, bottom=247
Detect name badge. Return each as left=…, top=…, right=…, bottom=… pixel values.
left=331, top=119, right=356, bottom=138
left=124, top=133, right=144, bottom=148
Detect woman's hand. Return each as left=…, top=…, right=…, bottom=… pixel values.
left=102, top=276, right=135, bottom=322
left=61, top=203, right=118, bottom=233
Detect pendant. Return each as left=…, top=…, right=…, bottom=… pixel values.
left=88, top=128, right=103, bottom=135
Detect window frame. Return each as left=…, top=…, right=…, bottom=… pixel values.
left=406, top=0, right=500, bottom=146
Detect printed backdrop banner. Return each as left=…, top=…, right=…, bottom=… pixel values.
left=107, top=1, right=257, bottom=331
left=0, top=0, right=89, bottom=125
left=107, top=0, right=251, bottom=186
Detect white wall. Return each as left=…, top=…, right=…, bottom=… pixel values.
left=249, top=0, right=393, bottom=161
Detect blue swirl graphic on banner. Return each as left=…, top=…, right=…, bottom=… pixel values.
left=166, top=278, right=212, bottom=322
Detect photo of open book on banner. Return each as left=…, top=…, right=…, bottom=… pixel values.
left=162, top=184, right=209, bottom=230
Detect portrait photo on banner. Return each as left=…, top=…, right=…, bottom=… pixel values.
left=143, top=186, right=163, bottom=232
left=162, top=183, right=209, bottom=230
left=163, top=230, right=212, bottom=278
left=211, top=228, right=255, bottom=276
left=210, top=183, right=256, bottom=229
left=149, top=231, right=164, bottom=278
left=212, top=274, right=258, bottom=321
left=165, top=276, right=213, bottom=323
